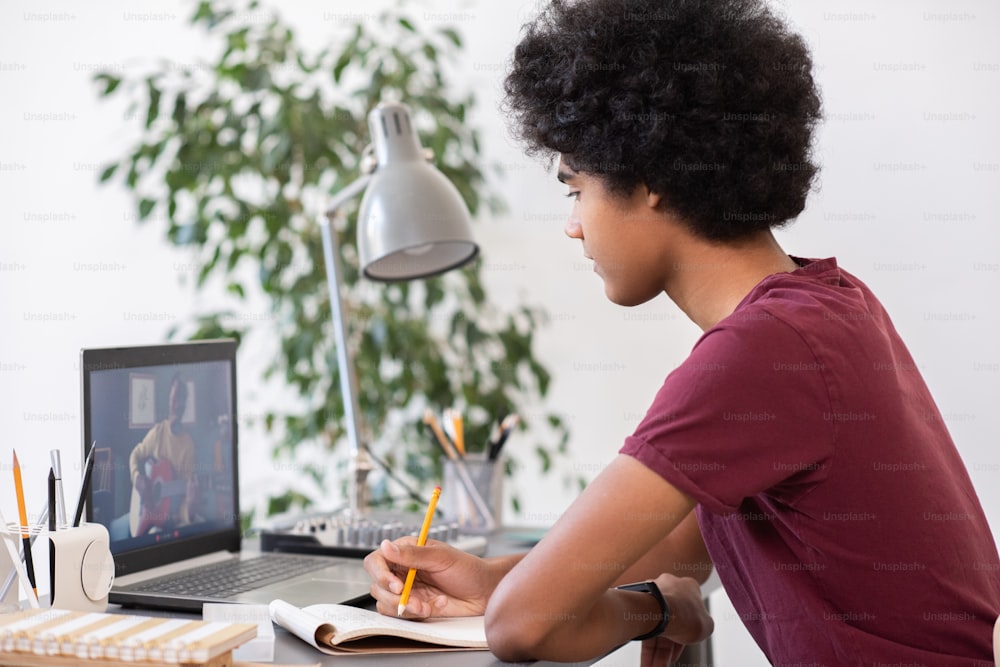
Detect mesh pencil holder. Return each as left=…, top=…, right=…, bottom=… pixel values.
left=440, top=455, right=503, bottom=534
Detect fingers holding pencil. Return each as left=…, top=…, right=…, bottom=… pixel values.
left=364, top=537, right=491, bottom=619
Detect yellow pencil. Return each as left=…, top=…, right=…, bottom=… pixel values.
left=12, top=450, right=38, bottom=600
left=397, top=485, right=442, bottom=617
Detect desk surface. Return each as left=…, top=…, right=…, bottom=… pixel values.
left=97, top=527, right=607, bottom=666
left=104, top=527, right=712, bottom=666
left=266, top=527, right=608, bottom=666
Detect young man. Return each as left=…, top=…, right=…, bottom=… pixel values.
left=364, top=0, right=1000, bottom=663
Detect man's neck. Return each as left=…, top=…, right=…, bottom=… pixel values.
left=666, top=232, right=798, bottom=331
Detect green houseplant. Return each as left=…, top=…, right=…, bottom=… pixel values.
left=94, top=0, right=576, bottom=519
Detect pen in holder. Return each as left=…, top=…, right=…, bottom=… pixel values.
left=440, top=455, right=503, bottom=534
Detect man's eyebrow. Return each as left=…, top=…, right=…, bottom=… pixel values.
left=556, top=169, right=575, bottom=184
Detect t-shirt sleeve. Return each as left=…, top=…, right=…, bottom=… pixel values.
left=621, top=309, right=836, bottom=514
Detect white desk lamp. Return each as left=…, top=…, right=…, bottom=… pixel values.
left=321, top=101, right=479, bottom=520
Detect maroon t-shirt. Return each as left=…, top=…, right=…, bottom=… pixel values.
left=621, top=257, right=999, bottom=664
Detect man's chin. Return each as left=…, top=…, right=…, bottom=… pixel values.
left=605, top=287, right=658, bottom=309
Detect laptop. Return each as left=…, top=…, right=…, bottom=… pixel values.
left=80, top=339, right=372, bottom=612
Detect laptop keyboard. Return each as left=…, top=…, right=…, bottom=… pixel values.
left=126, top=554, right=332, bottom=598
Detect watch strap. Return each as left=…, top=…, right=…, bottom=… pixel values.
left=616, top=580, right=671, bottom=641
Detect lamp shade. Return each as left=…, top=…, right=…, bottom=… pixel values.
left=357, top=102, right=479, bottom=281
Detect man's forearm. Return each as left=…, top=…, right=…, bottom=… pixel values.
left=491, top=587, right=663, bottom=662
left=616, top=511, right=713, bottom=585
left=482, top=552, right=527, bottom=595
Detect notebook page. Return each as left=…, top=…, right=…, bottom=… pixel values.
left=304, top=603, right=487, bottom=646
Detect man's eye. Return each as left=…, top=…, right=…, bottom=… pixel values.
left=565, top=191, right=580, bottom=200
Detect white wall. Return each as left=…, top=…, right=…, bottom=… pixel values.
left=1, top=1, right=997, bottom=664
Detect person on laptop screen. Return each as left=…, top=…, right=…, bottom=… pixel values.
left=127, top=373, right=198, bottom=536
left=88, top=350, right=238, bottom=552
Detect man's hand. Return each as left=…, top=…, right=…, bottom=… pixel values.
left=363, top=538, right=500, bottom=619
left=640, top=636, right=686, bottom=666
left=657, top=573, right=714, bottom=645
left=639, top=573, right=714, bottom=665
left=134, top=473, right=151, bottom=501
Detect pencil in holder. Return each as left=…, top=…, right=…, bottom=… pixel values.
left=440, top=455, right=503, bottom=534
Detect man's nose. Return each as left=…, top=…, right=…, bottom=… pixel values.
left=564, top=218, right=583, bottom=239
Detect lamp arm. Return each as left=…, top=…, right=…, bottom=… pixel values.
left=322, top=176, right=375, bottom=519
left=324, top=174, right=371, bottom=217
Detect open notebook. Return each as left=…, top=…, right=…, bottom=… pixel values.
left=270, top=599, right=488, bottom=655
left=80, top=340, right=372, bottom=612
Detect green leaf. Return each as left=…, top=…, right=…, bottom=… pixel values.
left=145, top=78, right=161, bottom=128
left=398, top=16, right=416, bottom=32
left=138, top=198, right=156, bottom=220
left=226, top=282, right=245, bottom=299
left=226, top=28, right=249, bottom=54
left=98, top=163, right=118, bottom=183
left=172, top=93, right=187, bottom=125
left=536, top=445, right=552, bottom=473
left=267, top=490, right=311, bottom=515
left=191, top=1, right=213, bottom=25
left=332, top=50, right=352, bottom=84
left=93, top=73, right=121, bottom=96
left=439, top=27, right=462, bottom=48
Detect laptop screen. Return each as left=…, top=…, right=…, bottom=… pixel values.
left=81, top=340, right=241, bottom=577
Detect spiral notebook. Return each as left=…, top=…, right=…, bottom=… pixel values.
left=79, top=340, right=372, bottom=612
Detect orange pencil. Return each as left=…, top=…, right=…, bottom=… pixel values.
left=12, top=450, right=38, bottom=600
left=397, top=486, right=442, bottom=616
left=447, top=408, right=465, bottom=457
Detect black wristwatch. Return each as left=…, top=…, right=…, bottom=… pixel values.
left=616, top=581, right=671, bottom=641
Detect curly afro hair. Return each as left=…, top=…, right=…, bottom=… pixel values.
left=503, top=0, right=823, bottom=241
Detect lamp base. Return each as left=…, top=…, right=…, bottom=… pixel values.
left=344, top=450, right=374, bottom=521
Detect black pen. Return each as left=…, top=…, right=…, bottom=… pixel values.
left=72, top=443, right=97, bottom=527
left=48, top=468, right=56, bottom=532
left=48, top=468, right=56, bottom=603
left=50, top=449, right=67, bottom=529
left=488, top=414, right=520, bottom=460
